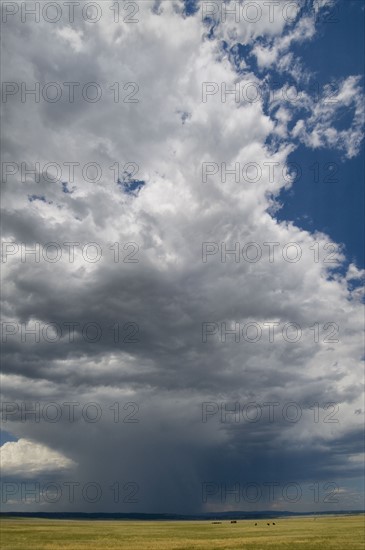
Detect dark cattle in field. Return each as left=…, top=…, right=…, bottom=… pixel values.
left=267, top=523, right=270, bottom=526
left=212, top=522, right=221, bottom=524
left=254, top=523, right=257, bottom=526
left=230, top=520, right=237, bottom=524
left=273, top=522, right=276, bottom=525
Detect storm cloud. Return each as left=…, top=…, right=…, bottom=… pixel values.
left=1, top=0, right=364, bottom=514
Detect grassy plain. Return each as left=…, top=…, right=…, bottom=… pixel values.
left=1, top=514, right=364, bottom=550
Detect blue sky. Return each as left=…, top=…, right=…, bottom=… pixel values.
left=0, top=430, right=18, bottom=446
left=275, top=0, right=364, bottom=268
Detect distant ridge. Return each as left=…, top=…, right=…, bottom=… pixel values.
left=1, top=510, right=364, bottom=521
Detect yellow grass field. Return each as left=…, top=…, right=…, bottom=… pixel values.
left=1, top=514, right=364, bottom=550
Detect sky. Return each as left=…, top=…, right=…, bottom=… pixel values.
left=1, top=0, right=364, bottom=514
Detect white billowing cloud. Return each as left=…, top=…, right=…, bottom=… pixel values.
left=1, top=439, right=76, bottom=475
left=56, top=27, right=85, bottom=53
left=293, top=76, right=365, bottom=159
left=251, top=13, right=316, bottom=70
left=204, top=0, right=301, bottom=45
